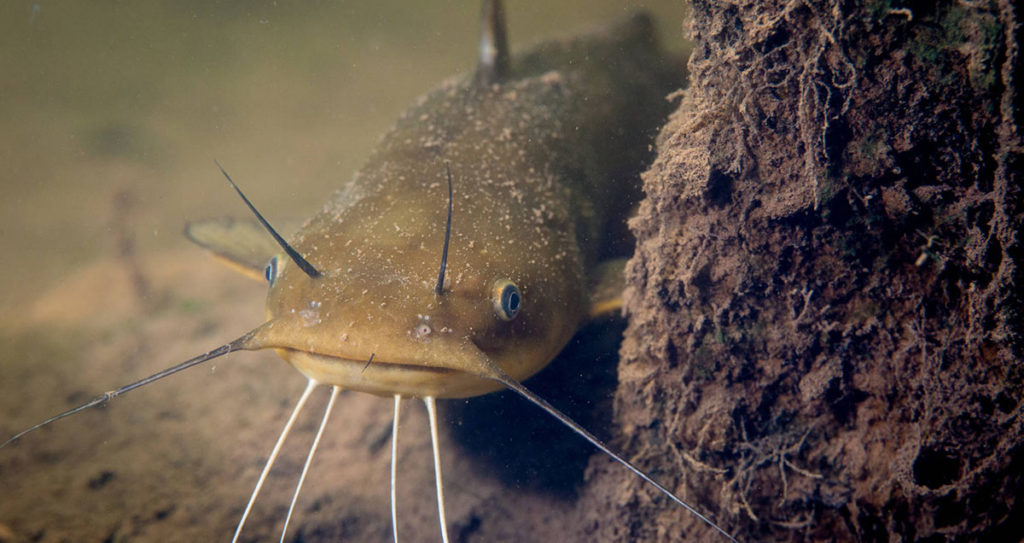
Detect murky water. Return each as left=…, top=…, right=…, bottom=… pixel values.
left=0, top=2, right=687, bottom=541
left=0, top=1, right=685, bottom=310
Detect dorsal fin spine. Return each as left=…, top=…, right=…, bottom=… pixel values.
left=475, top=0, right=509, bottom=85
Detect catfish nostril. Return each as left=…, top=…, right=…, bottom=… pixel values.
left=298, top=300, right=323, bottom=327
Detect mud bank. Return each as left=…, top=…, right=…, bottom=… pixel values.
left=597, top=1, right=1022, bottom=541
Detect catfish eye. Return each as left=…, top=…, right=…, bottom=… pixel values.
left=264, top=255, right=280, bottom=285
left=492, top=280, right=521, bottom=321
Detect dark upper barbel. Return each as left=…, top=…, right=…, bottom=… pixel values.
left=215, top=160, right=321, bottom=279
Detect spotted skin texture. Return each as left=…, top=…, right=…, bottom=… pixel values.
left=250, top=14, right=682, bottom=399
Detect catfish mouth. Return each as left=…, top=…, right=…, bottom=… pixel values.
left=247, top=320, right=503, bottom=397
left=276, top=347, right=458, bottom=375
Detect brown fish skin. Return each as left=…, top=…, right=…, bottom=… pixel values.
left=248, top=13, right=682, bottom=399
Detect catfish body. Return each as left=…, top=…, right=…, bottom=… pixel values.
left=254, top=13, right=681, bottom=398
left=0, top=8, right=744, bottom=542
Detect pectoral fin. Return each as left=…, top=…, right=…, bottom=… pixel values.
left=184, top=217, right=299, bottom=281
left=586, top=258, right=627, bottom=319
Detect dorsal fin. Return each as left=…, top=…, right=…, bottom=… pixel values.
left=475, top=0, right=509, bottom=85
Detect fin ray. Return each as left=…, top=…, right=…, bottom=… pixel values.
left=587, top=258, right=628, bottom=319
left=475, top=0, right=509, bottom=84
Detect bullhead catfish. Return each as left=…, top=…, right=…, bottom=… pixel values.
left=2, top=1, right=737, bottom=541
